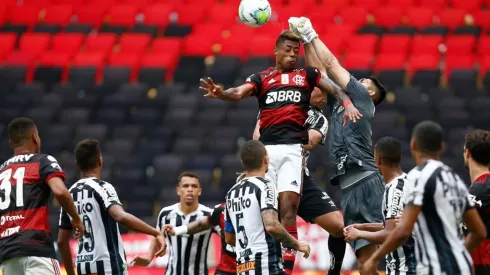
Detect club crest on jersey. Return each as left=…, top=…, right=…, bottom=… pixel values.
left=281, top=74, right=289, bottom=84
left=292, top=75, right=305, bottom=86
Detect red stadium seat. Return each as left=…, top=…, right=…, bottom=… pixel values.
left=142, top=4, right=172, bottom=26
left=406, top=8, right=435, bottom=29
left=445, top=55, right=475, bottom=76
left=42, top=5, right=73, bottom=26
left=472, top=11, right=490, bottom=29
left=323, top=24, right=356, bottom=37
left=175, top=5, right=207, bottom=25
left=385, top=0, right=416, bottom=9
left=247, top=35, right=276, bottom=56
left=108, top=52, right=141, bottom=67
left=418, top=0, right=449, bottom=12
left=255, top=23, right=287, bottom=36
left=438, top=9, right=466, bottom=29
left=351, top=0, right=381, bottom=10
left=411, top=35, right=443, bottom=56
left=218, top=38, right=249, bottom=59
left=273, top=5, right=307, bottom=22
left=449, top=0, right=482, bottom=13
left=106, top=4, right=138, bottom=27
left=339, top=7, right=368, bottom=28
left=85, top=34, right=118, bottom=55
left=408, top=55, right=440, bottom=75
left=0, top=33, right=17, bottom=59
left=444, top=35, right=476, bottom=55
left=151, top=38, right=182, bottom=54
left=477, top=36, right=490, bottom=57
left=207, top=4, right=238, bottom=25
left=5, top=52, right=37, bottom=66
left=308, top=9, right=338, bottom=27
left=479, top=56, right=490, bottom=76
left=72, top=52, right=105, bottom=67
left=346, top=35, right=378, bottom=55
left=372, top=6, right=404, bottom=27
left=0, top=6, right=6, bottom=25
left=226, top=24, right=257, bottom=39
left=183, top=35, right=216, bottom=56
left=37, top=52, right=71, bottom=67
left=19, top=33, right=51, bottom=57
left=8, top=5, right=41, bottom=26
left=118, top=34, right=152, bottom=55
left=319, top=0, right=350, bottom=10
left=74, top=6, right=106, bottom=27
left=318, top=33, right=348, bottom=57
left=192, top=23, right=224, bottom=40
left=343, top=53, right=373, bottom=69
left=379, top=35, right=411, bottom=56
left=373, top=54, right=406, bottom=71
left=51, top=33, right=84, bottom=56
left=140, top=52, right=179, bottom=70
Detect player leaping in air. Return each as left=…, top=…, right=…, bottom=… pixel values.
left=288, top=17, right=388, bottom=271
left=199, top=30, right=361, bottom=275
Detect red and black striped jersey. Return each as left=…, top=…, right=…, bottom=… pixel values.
left=469, top=172, right=490, bottom=275
left=245, top=66, right=321, bottom=145
left=0, top=152, right=65, bottom=263
left=209, top=203, right=237, bottom=274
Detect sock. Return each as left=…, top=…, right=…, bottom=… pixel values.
left=282, top=226, right=298, bottom=275
left=328, top=235, right=346, bottom=275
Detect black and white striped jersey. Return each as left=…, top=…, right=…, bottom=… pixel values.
left=303, top=106, right=328, bottom=176
left=224, top=176, right=284, bottom=275
left=404, top=160, right=475, bottom=275
left=59, top=177, right=127, bottom=275
left=156, top=203, right=218, bottom=275
left=382, top=173, right=416, bottom=275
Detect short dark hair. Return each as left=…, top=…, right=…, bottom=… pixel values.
left=240, top=140, right=267, bottom=171
left=276, top=30, right=301, bottom=46
left=375, top=136, right=402, bottom=166
left=412, top=120, right=444, bottom=154
left=8, top=117, right=36, bottom=145
left=465, top=129, right=490, bottom=166
left=74, top=139, right=101, bottom=171
left=369, top=76, right=387, bottom=106
left=177, top=172, right=200, bottom=186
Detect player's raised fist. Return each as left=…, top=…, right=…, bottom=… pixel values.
left=297, top=241, right=311, bottom=259
left=199, top=77, right=223, bottom=98
left=288, top=17, right=318, bottom=44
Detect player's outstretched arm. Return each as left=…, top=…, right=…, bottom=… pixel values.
left=310, top=38, right=351, bottom=89
left=166, top=218, right=214, bottom=236
left=303, top=43, right=327, bottom=77
left=47, top=177, right=84, bottom=238
left=253, top=119, right=261, bottom=141
left=463, top=208, right=486, bottom=252
left=200, top=77, right=255, bottom=101
left=344, top=219, right=397, bottom=245
left=57, top=229, right=76, bottom=275
left=303, top=129, right=322, bottom=151
left=261, top=209, right=311, bottom=258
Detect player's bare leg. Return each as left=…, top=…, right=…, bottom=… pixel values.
left=356, top=244, right=379, bottom=273
left=312, top=211, right=346, bottom=274
left=279, top=191, right=301, bottom=275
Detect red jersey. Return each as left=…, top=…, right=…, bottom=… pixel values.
left=245, top=66, right=321, bottom=145
left=469, top=173, right=490, bottom=275
left=0, top=153, right=65, bottom=263
left=209, top=203, right=237, bottom=274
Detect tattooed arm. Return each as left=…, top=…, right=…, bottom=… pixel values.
left=261, top=209, right=299, bottom=249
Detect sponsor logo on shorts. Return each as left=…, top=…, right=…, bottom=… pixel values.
left=291, top=180, right=298, bottom=187
left=237, top=261, right=255, bottom=273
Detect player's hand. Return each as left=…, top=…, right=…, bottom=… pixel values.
left=288, top=17, right=318, bottom=44
left=342, top=103, right=363, bottom=126
left=129, top=255, right=152, bottom=267
left=359, top=258, right=378, bottom=275
left=297, top=241, right=311, bottom=259
left=162, top=224, right=175, bottom=236
left=71, top=217, right=84, bottom=239
left=199, top=77, right=223, bottom=99
left=344, top=227, right=361, bottom=242
left=154, top=233, right=167, bottom=257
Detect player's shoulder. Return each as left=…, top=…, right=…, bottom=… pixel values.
left=247, top=176, right=271, bottom=188
left=198, top=203, right=214, bottom=213
left=33, top=153, right=60, bottom=163
left=158, top=203, right=179, bottom=216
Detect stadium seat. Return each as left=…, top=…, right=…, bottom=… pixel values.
left=142, top=4, right=172, bottom=27
left=218, top=38, right=249, bottom=60
left=73, top=5, right=106, bottom=28
left=206, top=4, right=237, bottom=25
left=453, top=25, right=481, bottom=36
left=374, top=54, right=406, bottom=71
left=472, top=10, right=490, bottom=30
left=84, top=33, right=118, bottom=56
left=0, top=33, right=17, bottom=60
left=41, top=5, right=73, bottom=27
left=438, top=9, right=466, bottom=30
left=193, top=23, right=225, bottom=40
left=444, top=35, right=476, bottom=55
left=7, top=4, right=41, bottom=28
left=450, top=0, right=483, bottom=13
left=19, top=33, right=51, bottom=57
left=477, top=36, right=490, bottom=58
left=372, top=6, right=403, bottom=27
left=406, top=7, right=435, bottom=29
left=408, top=54, right=440, bottom=89
left=419, top=0, right=449, bottom=12
left=182, top=35, right=216, bottom=56
left=34, top=52, right=72, bottom=86
left=174, top=4, right=207, bottom=25
left=411, top=35, right=443, bottom=56
left=118, top=33, right=152, bottom=55
left=207, top=56, right=241, bottom=86
left=445, top=55, right=476, bottom=76
left=51, top=33, right=84, bottom=56
left=379, top=35, right=411, bottom=56
left=339, top=7, right=368, bottom=28
left=273, top=4, right=307, bottom=22
left=385, top=0, right=416, bottom=9
left=346, top=35, right=378, bottom=55
left=247, top=35, right=276, bottom=56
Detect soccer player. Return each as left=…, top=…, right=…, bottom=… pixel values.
left=288, top=17, right=388, bottom=268
left=200, top=30, right=361, bottom=274
left=131, top=172, right=217, bottom=275
left=362, top=121, right=487, bottom=275
left=344, top=137, right=416, bottom=275
left=253, top=87, right=346, bottom=275
left=57, top=139, right=166, bottom=275
left=163, top=203, right=236, bottom=275
left=464, top=129, right=490, bottom=275
left=224, top=140, right=310, bottom=275
left=0, top=117, right=83, bottom=275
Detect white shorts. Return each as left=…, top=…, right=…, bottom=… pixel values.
left=265, top=144, right=305, bottom=194
left=0, top=256, right=61, bottom=275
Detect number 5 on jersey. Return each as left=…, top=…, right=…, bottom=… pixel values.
left=0, top=167, right=26, bottom=210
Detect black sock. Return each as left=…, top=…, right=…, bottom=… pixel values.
left=328, top=235, right=346, bottom=275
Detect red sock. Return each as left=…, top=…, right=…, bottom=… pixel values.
left=282, top=226, right=298, bottom=275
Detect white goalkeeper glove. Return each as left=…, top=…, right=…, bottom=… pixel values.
left=288, top=16, right=318, bottom=44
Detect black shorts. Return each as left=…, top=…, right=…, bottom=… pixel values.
left=298, top=174, right=338, bottom=223
left=340, top=172, right=384, bottom=251
left=214, top=270, right=235, bottom=275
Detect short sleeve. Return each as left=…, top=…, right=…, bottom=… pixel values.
left=99, top=183, right=122, bottom=210
left=405, top=176, right=434, bottom=207
left=385, top=186, right=404, bottom=220
left=308, top=113, right=328, bottom=145
left=260, top=182, right=279, bottom=211
left=306, top=66, right=321, bottom=89
left=39, top=155, right=66, bottom=183
left=244, top=74, right=262, bottom=97
left=209, top=204, right=224, bottom=226
left=58, top=208, right=73, bottom=230
left=224, top=203, right=235, bottom=233
left=469, top=184, right=487, bottom=209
